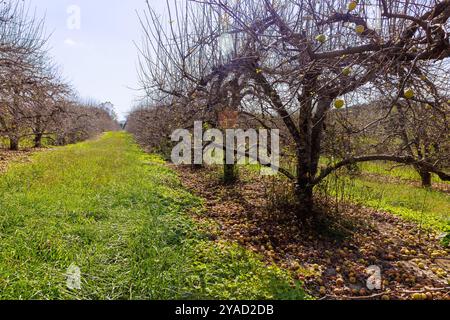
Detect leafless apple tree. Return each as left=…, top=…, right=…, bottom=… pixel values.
left=135, top=0, right=449, bottom=218
left=0, top=1, right=119, bottom=150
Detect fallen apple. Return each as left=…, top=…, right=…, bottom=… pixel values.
left=336, top=277, right=344, bottom=287
left=412, top=293, right=427, bottom=300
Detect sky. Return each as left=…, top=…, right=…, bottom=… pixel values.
left=27, top=0, right=166, bottom=121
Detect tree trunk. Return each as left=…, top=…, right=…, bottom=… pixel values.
left=295, top=182, right=314, bottom=218
left=56, top=134, right=66, bottom=146
left=419, top=170, right=432, bottom=188
left=9, top=136, right=19, bottom=151
left=296, top=147, right=315, bottom=218
left=34, top=133, right=43, bottom=148
left=223, top=163, right=238, bottom=184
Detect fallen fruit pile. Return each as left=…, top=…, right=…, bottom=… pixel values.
left=176, top=166, right=450, bottom=300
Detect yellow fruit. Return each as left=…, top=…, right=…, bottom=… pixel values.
left=400, top=248, right=410, bottom=255
left=412, top=293, right=426, bottom=300
left=342, top=67, right=352, bottom=76
left=355, top=25, right=365, bottom=34
left=437, top=271, right=447, bottom=278
left=334, top=99, right=345, bottom=109
left=381, top=295, right=390, bottom=301
left=404, top=88, right=415, bottom=99
left=417, top=262, right=425, bottom=270
left=447, top=99, right=450, bottom=105
left=431, top=250, right=442, bottom=258
left=319, top=286, right=327, bottom=295
left=316, top=34, right=327, bottom=43
left=348, top=1, right=357, bottom=11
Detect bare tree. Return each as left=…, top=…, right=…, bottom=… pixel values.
left=0, top=0, right=48, bottom=150
left=137, top=0, right=450, bottom=218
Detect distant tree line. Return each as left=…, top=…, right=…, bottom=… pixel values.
left=0, top=1, right=119, bottom=151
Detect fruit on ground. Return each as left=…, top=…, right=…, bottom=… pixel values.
left=412, top=293, right=427, bottom=300
left=400, top=248, right=410, bottom=255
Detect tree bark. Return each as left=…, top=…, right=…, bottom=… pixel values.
left=34, top=133, right=43, bottom=148
left=294, top=95, right=331, bottom=219
left=295, top=181, right=314, bottom=218
left=223, top=163, right=238, bottom=184
left=9, top=136, right=19, bottom=151
left=418, top=169, right=432, bottom=188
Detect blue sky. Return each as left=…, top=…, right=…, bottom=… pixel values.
left=27, top=0, right=166, bottom=121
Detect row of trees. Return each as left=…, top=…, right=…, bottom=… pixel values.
left=128, top=0, right=450, bottom=218
left=0, top=1, right=119, bottom=151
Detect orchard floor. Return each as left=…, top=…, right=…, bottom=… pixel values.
left=0, top=148, right=39, bottom=174
left=176, top=165, right=450, bottom=300
left=0, top=132, right=306, bottom=300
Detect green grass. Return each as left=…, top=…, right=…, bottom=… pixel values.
left=322, top=173, right=450, bottom=233
left=0, top=136, right=55, bottom=149
left=315, top=158, right=449, bottom=233
left=359, top=161, right=449, bottom=185
left=0, top=132, right=306, bottom=300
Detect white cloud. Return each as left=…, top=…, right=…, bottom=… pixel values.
left=64, top=38, right=79, bottom=47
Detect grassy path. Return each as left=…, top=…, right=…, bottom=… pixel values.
left=0, top=132, right=305, bottom=300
